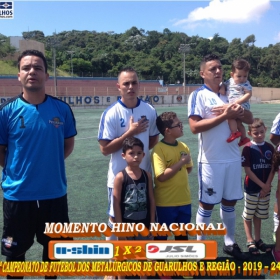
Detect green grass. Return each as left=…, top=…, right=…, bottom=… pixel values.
left=0, top=60, right=17, bottom=75
left=0, top=104, right=280, bottom=279
left=0, top=60, right=71, bottom=76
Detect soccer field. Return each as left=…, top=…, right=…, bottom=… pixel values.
left=0, top=103, right=280, bottom=279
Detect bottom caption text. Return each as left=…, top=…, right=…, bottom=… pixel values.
left=0, top=261, right=279, bottom=277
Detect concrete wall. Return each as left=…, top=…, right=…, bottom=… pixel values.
left=0, top=90, right=266, bottom=107
left=10, top=36, right=23, bottom=50
left=252, top=87, right=280, bottom=101
left=2, top=75, right=279, bottom=102
left=19, top=40, right=45, bottom=54
left=0, top=75, right=278, bottom=105
left=0, top=77, right=200, bottom=97
left=0, top=94, right=190, bottom=107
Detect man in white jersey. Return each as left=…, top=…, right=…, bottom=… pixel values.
left=188, top=54, right=253, bottom=261
left=98, top=67, right=159, bottom=240
left=270, top=113, right=280, bottom=145
left=270, top=113, right=280, bottom=242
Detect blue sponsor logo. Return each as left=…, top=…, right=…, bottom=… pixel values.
left=0, top=1, right=13, bottom=18
left=54, top=243, right=114, bottom=259
left=0, top=2, right=12, bottom=9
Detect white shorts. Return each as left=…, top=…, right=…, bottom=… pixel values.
left=107, top=187, right=115, bottom=218
left=198, top=161, right=243, bottom=204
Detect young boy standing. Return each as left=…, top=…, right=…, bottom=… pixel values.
left=113, top=137, right=155, bottom=239
left=152, top=112, right=193, bottom=240
left=241, top=118, right=274, bottom=255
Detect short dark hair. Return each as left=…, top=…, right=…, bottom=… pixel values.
left=122, top=137, right=144, bottom=153
left=156, top=112, right=177, bottom=136
left=232, top=59, right=250, bottom=73
left=248, top=118, right=265, bottom=132
left=200, top=54, right=220, bottom=70
left=118, top=67, right=138, bottom=79
left=18, top=49, right=48, bottom=73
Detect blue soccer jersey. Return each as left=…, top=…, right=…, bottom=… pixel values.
left=0, top=94, right=77, bottom=201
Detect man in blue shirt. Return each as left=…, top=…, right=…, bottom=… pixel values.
left=0, top=49, right=77, bottom=278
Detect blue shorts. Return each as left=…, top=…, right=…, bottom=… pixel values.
left=156, top=204, right=191, bottom=240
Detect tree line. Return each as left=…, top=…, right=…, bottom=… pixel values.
left=1, top=28, right=280, bottom=87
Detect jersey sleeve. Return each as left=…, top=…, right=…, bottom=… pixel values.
left=0, top=107, right=8, bottom=145
left=188, top=89, right=205, bottom=119
left=241, top=146, right=251, bottom=167
left=64, top=105, right=77, bottom=138
left=97, top=110, right=118, bottom=141
left=152, top=145, right=166, bottom=178
left=271, top=113, right=280, bottom=135
left=148, top=108, right=160, bottom=137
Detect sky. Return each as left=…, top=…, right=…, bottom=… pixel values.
left=0, top=0, right=280, bottom=48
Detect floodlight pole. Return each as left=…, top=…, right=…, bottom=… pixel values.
left=178, top=44, right=191, bottom=94
left=67, top=51, right=75, bottom=77
left=48, top=32, right=59, bottom=97
left=53, top=48, right=57, bottom=97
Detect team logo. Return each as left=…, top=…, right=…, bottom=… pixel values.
left=176, top=95, right=182, bottom=102
left=265, top=150, right=272, bottom=160
left=0, top=2, right=13, bottom=19
left=147, top=245, right=159, bottom=253
left=146, top=243, right=205, bottom=259
left=49, top=117, right=63, bottom=128
left=205, top=188, right=216, bottom=196
left=2, top=236, right=17, bottom=248
left=139, top=115, right=148, bottom=122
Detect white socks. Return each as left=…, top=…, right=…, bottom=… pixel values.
left=106, top=218, right=118, bottom=240
left=220, top=204, right=236, bottom=246
left=274, top=212, right=279, bottom=232
left=196, top=206, right=212, bottom=240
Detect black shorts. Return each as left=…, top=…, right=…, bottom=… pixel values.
left=2, top=194, right=71, bottom=257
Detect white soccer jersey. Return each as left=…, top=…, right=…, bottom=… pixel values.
left=188, top=85, right=240, bottom=163
left=98, top=98, right=159, bottom=188
left=271, top=113, right=280, bottom=135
